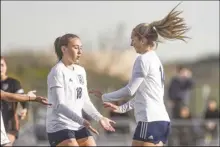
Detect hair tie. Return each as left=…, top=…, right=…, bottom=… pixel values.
left=153, top=26, right=157, bottom=32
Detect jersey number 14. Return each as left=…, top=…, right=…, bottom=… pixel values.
left=159, top=66, right=165, bottom=88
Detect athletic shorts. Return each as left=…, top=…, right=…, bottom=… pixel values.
left=47, top=127, right=92, bottom=146
left=133, top=121, right=171, bottom=144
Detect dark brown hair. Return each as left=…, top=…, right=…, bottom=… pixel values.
left=132, top=2, right=190, bottom=47
left=54, top=34, right=79, bottom=60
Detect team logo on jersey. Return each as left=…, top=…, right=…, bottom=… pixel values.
left=1, top=84, right=8, bottom=91
left=77, top=75, right=84, bottom=85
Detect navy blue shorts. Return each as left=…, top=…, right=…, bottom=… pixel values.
left=47, top=127, right=92, bottom=146
left=133, top=121, right=171, bottom=144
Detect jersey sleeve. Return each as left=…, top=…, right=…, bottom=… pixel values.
left=48, top=69, right=64, bottom=89
left=82, top=68, right=103, bottom=122
left=132, top=55, right=149, bottom=78
left=118, top=98, right=135, bottom=113
left=102, top=56, right=147, bottom=102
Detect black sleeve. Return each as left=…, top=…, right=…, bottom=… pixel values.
left=168, top=78, right=179, bottom=100
left=185, top=78, right=195, bottom=89
left=13, top=79, right=29, bottom=109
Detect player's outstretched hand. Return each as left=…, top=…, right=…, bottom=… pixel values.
left=103, top=102, right=122, bottom=113
left=34, top=96, right=51, bottom=106
left=99, top=117, right=116, bottom=132
left=83, top=119, right=99, bottom=135
left=27, top=90, right=51, bottom=106
left=89, top=89, right=102, bottom=99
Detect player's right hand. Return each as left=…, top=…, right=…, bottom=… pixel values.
left=83, top=119, right=99, bottom=135
left=27, top=90, right=52, bottom=106
left=89, top=89, right=102, bottom=99
left=99, top=117, right=116, bottom=132
left=103, top=102, right=122, bottom=113
left=34, top=96, right=52, bottom=106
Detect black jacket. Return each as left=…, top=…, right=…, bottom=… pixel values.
left=168, top=76, right=194, bottom=100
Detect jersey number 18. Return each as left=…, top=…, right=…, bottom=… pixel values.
left=76, top=87, right=82, bottom=99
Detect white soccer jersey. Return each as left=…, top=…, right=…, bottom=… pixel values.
left=102, top=50, right=170, bottom=123
left=46, top=61, right=102, bottom=133
left=1, top=111, right=10, bottom=145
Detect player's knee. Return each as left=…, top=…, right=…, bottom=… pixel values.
left=156, top=141, right=163, bottom=146
left=7, top=133, right=16, bottom=143
left=77, top=136, right=96, bottom=146
left=57, top=139, right=78, bottom=146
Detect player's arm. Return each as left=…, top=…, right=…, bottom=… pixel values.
left=101, top=56, right=148, bottom=102
left=118, top=98, right=135, bottom=113
left=1, top=90, right=28, bottom=102
left=0, top=90, right=48, bottom=104
left=103, top=98, right=135, bottom=113
left=83, top=88, right=104, bottom=121
left=49, top=69, right=85, bottom=125
left=82, top=70, right=103, bottom=122
left=14, top=80, right=29, bottom=109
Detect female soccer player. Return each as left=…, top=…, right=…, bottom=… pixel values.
left=46, top=33, right=116, bottom=146
left=1, top=90, right=50, bottom=146
left=90, top=2, right=190, bottom=146
left=1, top=56, right=29, bottom=146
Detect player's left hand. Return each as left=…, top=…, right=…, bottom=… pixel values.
left=89, top=89, right=103, bottom=99
left=99, top=117, right=116, bottom=132
left=20, top=108, right=28, bottom=120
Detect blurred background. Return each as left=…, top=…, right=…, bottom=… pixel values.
left=1, top=1, right=219, bottom=146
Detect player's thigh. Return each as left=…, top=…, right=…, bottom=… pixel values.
left=47, top=129, right=78, bottom=146
left=132, top=121, right=170, bottom=146
left=5, top=131, right=17, bottom=146
left=77, top=136, right=96, bottom=146
left=132, top=139, right=143, bottom=146
left=5, top=118, right=19, bottom=141
left=75, top=127, right=96, bottom=146
left=7, top=133, right=16, bottom=142
left=132, top=140, right=163, bottom=146
left=57, top=139, right=78, bottom=146
left=4, top=135, right=15, bottom=146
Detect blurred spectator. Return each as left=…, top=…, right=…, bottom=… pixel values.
left=178, top=105, right=192, bottom=119
left=168, top=65, right=194, bottom=118
left=204, top=98, right=219, bottom=119
left=176, top=105, right=195, bottom=145
left=203, top=98, right=219, bottom=144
